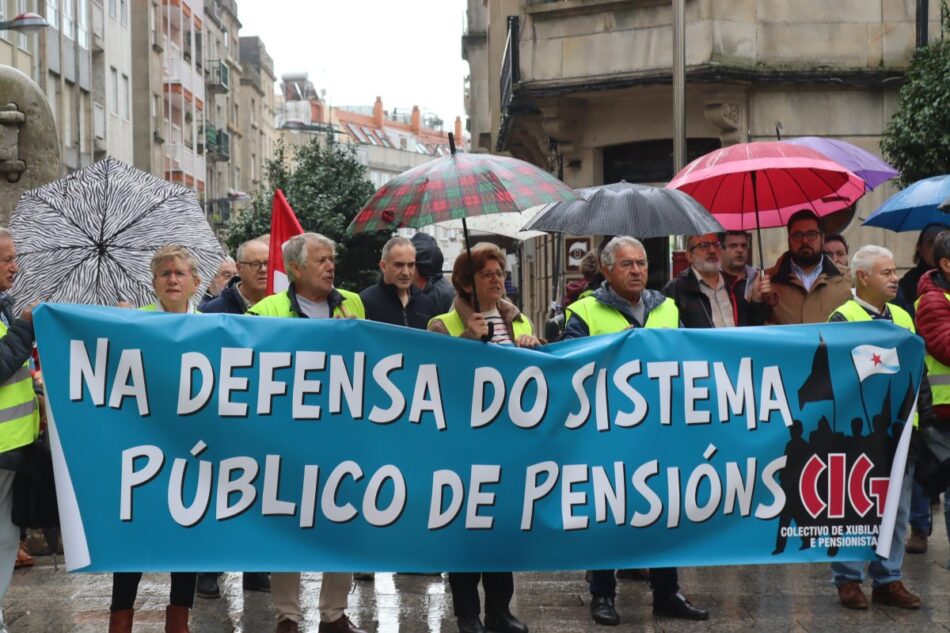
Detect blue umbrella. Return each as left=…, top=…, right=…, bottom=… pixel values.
left=862, top=174, right=950, bottom=232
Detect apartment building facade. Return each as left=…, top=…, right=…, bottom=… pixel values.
left=464, top=0, right=945, bottom=327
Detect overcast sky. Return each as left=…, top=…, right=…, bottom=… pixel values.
left=238, top=0, right=469, bottom=129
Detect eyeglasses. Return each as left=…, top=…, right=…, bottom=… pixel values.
left=238, top=260, right=268, bottom=271
left=477, top=270, right=506, bottom=280
left=789, top=230, right=821, bottom=242
left=689, top=240, right=721, bottom=252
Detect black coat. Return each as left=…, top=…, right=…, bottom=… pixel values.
left=360, top=280, right=437, bottom=330
left=201, top=277, right=249, bottom=315
left=661, top=268, right=767, bottom=329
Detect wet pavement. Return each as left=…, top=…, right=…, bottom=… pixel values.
left=4, top=517, right=948, bottom=633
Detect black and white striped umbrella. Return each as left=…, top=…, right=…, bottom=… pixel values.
left=10, top=157, right=224, bottom=310
left=522, top=181, right=723, bottom=238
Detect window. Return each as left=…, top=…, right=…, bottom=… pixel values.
left=63, top=0, right=74, bottom=39
left=47, top=0, right=59, bottom=29
left=78, top=91, right=86, bottom=151
left=119, top=0, right=126, bottom=25
left=121, top=74, right=129, bottom=120
left=17, top=0, right=32, bottom=50
left=110, top=67, right=118, bottom=114
left=77, top=0, right=88, bottom=48
left=108, top=0, right=115, bottom=17
left=63, top=88, right=73, bottom=147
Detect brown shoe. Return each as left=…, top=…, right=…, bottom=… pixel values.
left=15, top=544, right=34, bottom=569
left=905, top=529, right=928, bottom=554
left=164, top=605, right=191, bottom=633
left=276, top=619, right=300, bottom=633
left=108, top=609, right=134, bottom=633
left=837, top=582, right=869, bottom=609
left=871, top=581, right=922, bottom=609
left=318, top=614, right=368, bottom=633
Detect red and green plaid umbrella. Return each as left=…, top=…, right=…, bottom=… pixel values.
left=346, top=146, right=578, bottom=236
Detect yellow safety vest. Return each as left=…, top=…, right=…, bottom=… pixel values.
left=248, top=289, right=365, bottom=320
left=829, top=300, right=915, bottom=333
left=831, top=299, right=919, bottom=427
left=916, top=292, right=950, bottom=407
left=565, top=294, right=679, bottom=336
left=0, top=321, right=39, bottom=453
left=429, top=309, right=534, bottom=339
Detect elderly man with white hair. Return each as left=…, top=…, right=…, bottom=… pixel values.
left=826, top=244, right=924, bottom=611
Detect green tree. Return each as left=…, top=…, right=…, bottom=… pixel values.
left=880, top=10, right=950, bottom=187
left=227, top=135, right=387, bottom=291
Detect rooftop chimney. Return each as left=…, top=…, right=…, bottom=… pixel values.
left=373, top=96, right=384, bottom=128
left=410, top=106, right=421, bottom=133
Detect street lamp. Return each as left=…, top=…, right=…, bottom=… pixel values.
left=0, top=12, right=49, bottom=34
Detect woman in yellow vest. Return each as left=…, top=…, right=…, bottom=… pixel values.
left=428, top=243, right=536, bottom=633
left=109, top=245, right=201, bottom=633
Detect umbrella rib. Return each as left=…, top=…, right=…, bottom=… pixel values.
left=105, top=192, right=191, bottom=244
left=780, top=168, right=822, bottom=219
left=760, top=169, right=787, bottom=223
left=31, top=191, right=100, bottom=243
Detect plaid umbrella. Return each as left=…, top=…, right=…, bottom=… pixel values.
left=346, top=136, right=578, bottom=236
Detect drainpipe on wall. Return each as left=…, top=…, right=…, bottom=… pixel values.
left=916, top=0, right=929, bottom=48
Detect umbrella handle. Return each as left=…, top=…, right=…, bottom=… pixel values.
left=482, top=322, right=494, bottom=343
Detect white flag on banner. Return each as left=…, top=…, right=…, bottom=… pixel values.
left=851, top=344, right=900, bottom=381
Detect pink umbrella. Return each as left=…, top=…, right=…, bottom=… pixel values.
left=667, top=141, right=867, bottom=266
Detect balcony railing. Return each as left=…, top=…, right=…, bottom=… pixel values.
left=207, top=199, right=232, bottom=226
left=206, top=60, right=229, bottom=94
left=202, top=125, right=230, bottom=161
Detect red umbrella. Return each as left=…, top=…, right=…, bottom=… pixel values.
left=667, top=141, right=866, bottom=266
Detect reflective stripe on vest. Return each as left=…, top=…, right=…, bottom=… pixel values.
left=916, top=292, right=950, bottom=407
left=566, top=295, right=679, bottom=336
left=830, top=300, right=916, bottom=333
left=0, top=321, right=38, bottom=452
left=430, top=309, right=534, bottom=339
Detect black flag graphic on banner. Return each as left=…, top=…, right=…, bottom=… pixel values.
left=798, top=335, right=835, bottom=408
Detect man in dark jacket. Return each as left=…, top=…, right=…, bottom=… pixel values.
left=201, top=239, right=270, bottom=315
left=194, top=238, right=272, bottom=599
left=361, top=236, right=437, bottom=329
left=662, top=233, right=769, bottom=328
left=0, top=228, right=39, bottom=628
left=411, top=232, right=454, bottom=314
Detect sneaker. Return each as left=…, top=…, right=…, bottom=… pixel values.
left=196, top=573, right=222, bottom=599
left=905, top=529, right=928, bottom=554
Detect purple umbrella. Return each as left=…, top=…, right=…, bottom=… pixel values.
left=785, top=137, right=899, bottom=191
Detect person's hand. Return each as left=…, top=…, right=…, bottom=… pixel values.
left=464, top=312, right=489, bottom=339
left=116, top=301, right=133, bottom=309
left=750, top=273, right=771, bottom=303
left=516, top=334, right=541, bottom=348
left=36, top=393, right=47, bottom=433
left=18, top=308, right=32, bottom=326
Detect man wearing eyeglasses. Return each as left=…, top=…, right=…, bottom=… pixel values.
left=662, top=233, right=769, bottom=328
left=201, top=239, right=271, bottom=315
left=192, top=238, right=273, bottom=600
left=765, top=210, right=851, bottom=325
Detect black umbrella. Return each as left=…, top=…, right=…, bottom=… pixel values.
left=522, top=181, right=723, bottom=237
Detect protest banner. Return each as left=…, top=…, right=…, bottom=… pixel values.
left=34, top=304, right=924, bottom=572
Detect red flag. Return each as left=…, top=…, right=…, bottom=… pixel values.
left=267, top=189, right=304, bottom=294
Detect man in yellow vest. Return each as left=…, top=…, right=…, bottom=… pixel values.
left=249, top=232, right=365, bottom=633
left=562, top=236, right=707, bottom=626
left=913, top=231, right=950, bottom=573
left=0, top=228, right=39, bottom=631
left=827, top=245, right=923, bottom=610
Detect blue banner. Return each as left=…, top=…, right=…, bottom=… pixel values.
left=34, top=304, right=924, bottom=572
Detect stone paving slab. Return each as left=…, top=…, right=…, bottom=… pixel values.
left=4, top=517, right=947, bottom=632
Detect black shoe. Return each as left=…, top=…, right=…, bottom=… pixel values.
left=457, top=616, right=486, bottom=633
left=590, top=595, right=620, bottom=626
left=652, top=592, right=708, bottom=620
left=485, top=611, right=528, bottom=633
left=243, top=572, right=271, bottom=592
left=196, top=573, right=221, bottom=599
